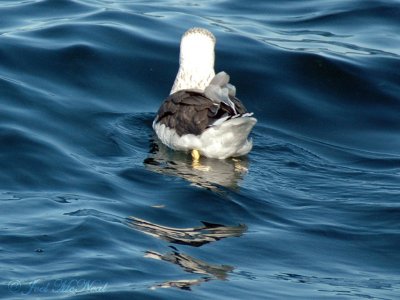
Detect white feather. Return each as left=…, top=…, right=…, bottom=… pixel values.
left=171, top=28, right=216, bottom=94
left=154, top=116, right=257, bottom=159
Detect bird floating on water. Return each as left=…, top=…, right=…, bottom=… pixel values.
left=153, top=28, right=257, bottom=160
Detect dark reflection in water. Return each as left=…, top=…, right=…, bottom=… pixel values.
left=144, top=138, right=250, bottom=190
left=127, top=217, right=247, bottom=247
left=150, top=277, right=210, bottom=291
left=127, top=217, right=245, bottom=290
left=145, top=246, right=233, bottom=290
left=145, top=247, right=233, bottom=280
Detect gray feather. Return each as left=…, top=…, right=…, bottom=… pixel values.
left=204, top=72, right=237, bottom=114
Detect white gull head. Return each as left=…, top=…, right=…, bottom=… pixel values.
left=170, top=28, right=216, bottom=94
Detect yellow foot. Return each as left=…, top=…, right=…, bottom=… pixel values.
left=191, top=149, right=200, bottom=160
left=191, top=149, right=210, bottom=171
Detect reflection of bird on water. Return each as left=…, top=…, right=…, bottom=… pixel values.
left=127, top=217, right=246, bottom=290
left=149, top=277, right=210, bottom=291
left=127, top=217, right=247, bottom=247
left=145, top=248, right=233, bottom=280
left=153, top=27, right=257, bottom=160
left=144, top=138, right=250, bottom=190
left=145, top=246, right=233, bottom=290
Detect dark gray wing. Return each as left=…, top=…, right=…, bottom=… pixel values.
left=154, top=90, right=248, bottom=136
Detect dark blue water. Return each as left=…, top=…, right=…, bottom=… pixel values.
left=1, top=0, right=399, bottom=299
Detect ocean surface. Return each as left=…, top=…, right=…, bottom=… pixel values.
left=1, top=0, right=399, bottom=299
